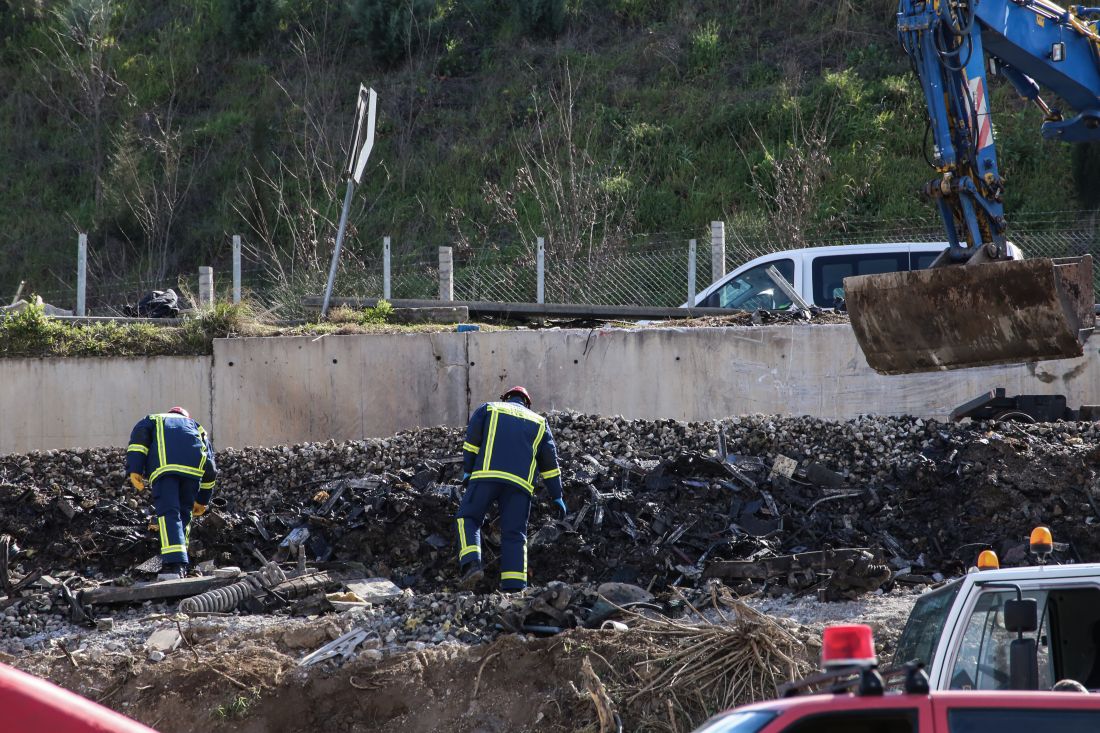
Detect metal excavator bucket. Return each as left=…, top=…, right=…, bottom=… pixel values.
left=846, top=256, right=1095, bottom=375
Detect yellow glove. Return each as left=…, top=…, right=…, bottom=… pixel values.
left=192, top=502, right=207, bottom=517
left=129, top=473, right=146, bottom=491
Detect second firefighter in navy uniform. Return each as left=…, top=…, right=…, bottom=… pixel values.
left=125, top=407, right=218, bottom=580
left=456, top=385, right=565, bottom=592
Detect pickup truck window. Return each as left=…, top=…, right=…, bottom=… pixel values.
left=911, top=251, right=940, bottom=269
left=895, top=581, right=961, bottom=667
left=949, top=590, right=1053, bottom=690
left=704, top=259, right=794, bottom=310
left=811, top=253, right=909, bottom=306
left=948, top=587, right=1100, bottom=691
left=947, top=708, right=1100, bottom=733
left=783, top=710, right=917, bottom=733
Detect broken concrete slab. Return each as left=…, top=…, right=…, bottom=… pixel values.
left=145, top=628, right=182, bottom=654
left=344, top=578, right=402, bottom=604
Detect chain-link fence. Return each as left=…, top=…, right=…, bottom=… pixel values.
left=17, top=212, right=1100, bottom=316
left=333, top=214, right=1100, bottom=309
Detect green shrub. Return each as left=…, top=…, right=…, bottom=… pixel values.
left=359, top=299, right=393, bottom=325
left=0, top=301, right=61, bottom=356
left=515, top=0, right=566, bottom=38
left=345, top=0, right=442, bottom=66
left=606, top=0, right=668, bottom=25
left=217, top=0, right=285, bottom=50
left=687, top=20, right=721, bottom=76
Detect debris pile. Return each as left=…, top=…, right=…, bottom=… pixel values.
left=2, top=412, right=1100, bottom=652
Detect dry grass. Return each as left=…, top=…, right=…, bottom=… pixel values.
left=578, top=588, right=812, bottom=732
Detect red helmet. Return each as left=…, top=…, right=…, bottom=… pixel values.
left=168, top=406, right=190, bottom=419
left=500, top=386, right=531, bottom=408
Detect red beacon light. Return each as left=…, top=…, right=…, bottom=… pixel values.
left=822, top=624, right=878, bottom=669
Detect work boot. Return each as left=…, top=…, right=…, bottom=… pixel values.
left=157, top=563, right=185, bottom=581
left=459, top=564, right=484, bottom=591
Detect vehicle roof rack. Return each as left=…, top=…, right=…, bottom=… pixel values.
left=778, top=663, right=929, bottom=698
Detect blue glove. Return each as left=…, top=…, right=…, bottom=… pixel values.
left=461, top=472, right=471, bottom=487
left=553, top=497, right=567, bottom=519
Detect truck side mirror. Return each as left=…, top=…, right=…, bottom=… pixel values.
left=1004, top=598, right=1038, bottom=633
left=1009, top=637, right=1039, bottom=690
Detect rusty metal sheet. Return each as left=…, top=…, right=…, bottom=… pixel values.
left=846, top=256, right=1094, bottom=375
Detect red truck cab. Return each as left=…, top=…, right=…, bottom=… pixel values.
left=696, top=690, right=1100, bottom=733
left=694, top=624, right=1100, bottom=733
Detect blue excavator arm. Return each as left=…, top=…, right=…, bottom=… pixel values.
left=845, top=0, right=1098, bottom=374
left=898, top=0, right=1100, bottom=261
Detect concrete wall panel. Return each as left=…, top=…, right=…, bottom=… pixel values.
left=465, top=325, right=1100, bottom=421
left=0, top=356, right=211, bottom=455
left=3, top=325, right=1100, bottom=454
left=212, top=334, right=468, bottom=448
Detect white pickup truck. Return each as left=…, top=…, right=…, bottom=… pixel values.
left=894, top=535, right=1100, bottom=691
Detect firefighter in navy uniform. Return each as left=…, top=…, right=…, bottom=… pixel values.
left=457, top=386, right=565, bottom=592
left=125, top=407, right=217, bottom=579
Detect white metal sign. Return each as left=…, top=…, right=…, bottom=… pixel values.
left=347, top=85, right=377, bottom=184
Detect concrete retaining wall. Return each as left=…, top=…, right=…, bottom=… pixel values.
left=0, top=356, right=211, bottom=454
left=212, top=334, right=468, bottom=447
left=2, top=325, right=1099, bottom=453
left=466, top=325, right=1100, bottom=421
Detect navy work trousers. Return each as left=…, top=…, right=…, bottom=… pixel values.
left=152, top=474, right=200, bottom=565
left=455, top=479, right=531, bottom=591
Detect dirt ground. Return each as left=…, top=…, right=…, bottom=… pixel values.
left=8, top=588, right=917, bottom=733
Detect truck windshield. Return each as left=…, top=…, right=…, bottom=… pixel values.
left=705, top=259, right=795, bottom=310
left=692, top=711, right=777, bottom=733
left=894, top=581, right=961, bottom=667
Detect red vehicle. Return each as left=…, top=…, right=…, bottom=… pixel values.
left=2, top=662, right=157, bottom=732
left=693, top=626, right=1100, bottom=733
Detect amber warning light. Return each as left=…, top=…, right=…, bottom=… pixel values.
left=821, top=624, right=877, bottom=669
left=1030, top=526, right=1053, bottom=564
left=977, top=550, right=1000, bottom=570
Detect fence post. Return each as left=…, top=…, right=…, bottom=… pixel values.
left=536, top=237, right=545, bottom=304
left=710, top=221, right=726, bottom=283
left=76, top=233, right=87, bottom=316
left=198, top=266, right=214, bottom=308
left=439, top=246, right=453, bottom=301
left=383, top=236, right=392, bottom=300
left=232, top=234, right=242, bottom=304
left=687, top=239, right=697, bottom=306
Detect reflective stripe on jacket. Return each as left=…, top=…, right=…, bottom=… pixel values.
left=462, top=401, right=562, bottom=497
left=126, top=414, right=218, bottom=502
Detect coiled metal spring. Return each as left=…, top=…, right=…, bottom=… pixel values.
left=178, top=562, right=286, bottom=614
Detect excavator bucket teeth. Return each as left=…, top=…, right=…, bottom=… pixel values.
left=846, top=256, right=1095, bottom=375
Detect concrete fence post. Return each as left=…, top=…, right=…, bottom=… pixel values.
left=198, top=266, right=214, bottom=308
left=687, top=238, right=697, bottom=306
left=438, top=246, right=453, bottom=302
left=76, top=233, right=87, bottom=317
left=536, top=236, right=545, bottom=304
left=383, top=236, right=392, bottom=300
left=710, top=221, right=726, bottom=284
left=232, top=235, right=242, bottom=304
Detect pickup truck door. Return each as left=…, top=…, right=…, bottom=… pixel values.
left=940, top=581, right=1100, bottom=690
left=757, top=696, right=933, bottom=732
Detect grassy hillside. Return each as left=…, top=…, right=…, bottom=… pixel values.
left=0, top=0, right=1093, bottom=310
